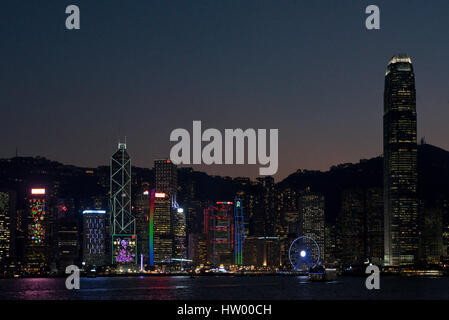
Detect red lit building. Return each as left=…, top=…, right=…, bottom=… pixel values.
left=204, top=202, right=234, bottom=266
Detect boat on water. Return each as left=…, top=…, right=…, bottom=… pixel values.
left=86, top=268, right=97, bottom=278
left=308, top=265, right=338, bottom=282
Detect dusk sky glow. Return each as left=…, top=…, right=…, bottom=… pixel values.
left=1, top=0, right=448, bottom=180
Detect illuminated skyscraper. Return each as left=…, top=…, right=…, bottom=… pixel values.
left=54, top=199, right=80, bottom=271
left=298, top=187, right=325, bottom=263
left=25, top=188, right=49, bottom=272
left=154, top=159, right=181, bottom=264
left=152, top=192, right=173, bottom=263
left=234, top=199, right=245, bottom=265
left=135, top=187, right=151, bottom=266
left=82, top=210, right=107, bottom=266
left=204, top=202, right=234, bottom=266
left=154, top=159, right=177, bottom=202
left=110, top=142, right=136, bottom=264
left=383, top=54, right=418, bottom=266
left=173, top=208, right=187, bottom=260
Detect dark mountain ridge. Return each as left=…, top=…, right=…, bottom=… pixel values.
left=1, top=144, right=449, bottom=222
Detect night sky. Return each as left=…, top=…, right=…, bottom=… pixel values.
left=1, top=1, right=448, bottom=180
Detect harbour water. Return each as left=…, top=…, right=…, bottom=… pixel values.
left=1, top=275, right=449, bottom=300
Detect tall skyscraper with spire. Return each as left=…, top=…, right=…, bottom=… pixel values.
left=110, top=142, right=136, bottom=264
left=383, top=54, right=418, bottom=266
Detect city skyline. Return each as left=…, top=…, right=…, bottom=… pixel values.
left=1, top=1, right=449, bottom=181
left=2, top=140, right=448, bottom=273
left=3, top=1, right=449, bottom=307
left=1, top=53, right=449, bottom=300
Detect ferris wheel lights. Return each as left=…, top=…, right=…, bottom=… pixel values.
left=289, top=236, right=321, bottom=271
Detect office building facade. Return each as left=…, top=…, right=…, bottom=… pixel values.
left=384, top=54, right=418, bottom=266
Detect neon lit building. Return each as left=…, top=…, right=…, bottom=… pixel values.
left=234, top=199, right=245, bottom=265
left=25, top=188, right=49, bottom=271
left=110, top=142, right=136, bottom=264
left=204, top=202, right=234, bottom=266
left=82, top=210, right=106, bottom=266
left=383, top=54, right=418, bottom=266
left=149, top=190, right=155, bottom=266
left=152, top=192, right=172, bottom=263
left=112, top=235, right=136, bottom=264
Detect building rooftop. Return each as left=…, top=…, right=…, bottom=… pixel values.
left=388, top=54, right=412, bottom=66
left=386, top=54, right=413, bottom=75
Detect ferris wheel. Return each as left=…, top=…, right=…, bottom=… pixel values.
left=289, top=236, right=321, bottom=271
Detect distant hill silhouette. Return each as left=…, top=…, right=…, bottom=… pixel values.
left=1, top=144, right=449, bottom=222
left=278, top=143, right=449, bottom=222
